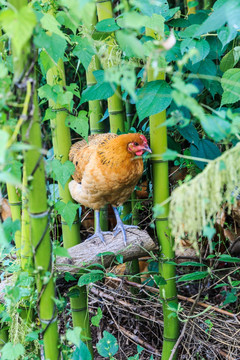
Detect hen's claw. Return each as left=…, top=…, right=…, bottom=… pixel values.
left=87, top=230, right=112, bottom=244
left=86, top=209, right=111, bottom=244
left=112, top=206, right=138, bottom=246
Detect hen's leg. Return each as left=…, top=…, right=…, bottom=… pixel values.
left=112, top=206, right=138, bottom=246
left=87, top=210, right=111, bottom=244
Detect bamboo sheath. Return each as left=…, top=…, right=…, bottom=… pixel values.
left=146, top=28, right=179, bottom=359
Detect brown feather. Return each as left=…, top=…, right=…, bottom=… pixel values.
left=69, top=133, right=146, bottom=210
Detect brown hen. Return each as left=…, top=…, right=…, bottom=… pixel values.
left=68, top=133, right=151, bottom=244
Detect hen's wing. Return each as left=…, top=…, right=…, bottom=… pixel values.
left=69, top=133, right=118, bottom=183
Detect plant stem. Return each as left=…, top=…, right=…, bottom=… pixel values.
left=147, top=28, right=179, bottom=359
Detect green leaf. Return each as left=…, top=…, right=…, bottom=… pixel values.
left=104, top=65, right=137, bottom=100
left=0, top=6, right=36, bottom=58
left=3, top=218, right=20, bottom=243
left=66, top=327, right=81, bottom=347
left=91, top=307, right=103, bottom=327
left=117, top=12, right=148, bottom=30
left=218, top=254, right=240, bottom=263
left=154, top=275, right=167, bottom=286
left=96, top=18, right=120, bottom=32
left=200, top=115, right=231, bottom=142
left=40, top=13, right=68, bottom=41
left=0, top=172, right=21, bottom=186
left=55, top=201, right=79, bottom=229
left=218, top=26, right=238, bottom=49
left=78, top=270, right=105, bottom=287
left=136, top=80, right=172, bottom=121
left=116, top=30, right=145, bottom=58
left=39, top=51, right=55, bottom=76
left=64, top=272, right=76, bottom=282
left=65, top=111, right=89, bottom=140
left=51, top=159, right=75, bottom=189
left=34, top=29, right=67, bottom=63
left=1, top=342, right=25, bottom=360
left=96, top=331, right=118, bottom=358
left=194, top=0, right=240, bottom=37
left=190, top=139, right=221, bottom=170
left=80, top=70, right=115, bottom=104
left=72, top=342, right=92, bottom=360
left=43, top=108, right=56, bottom=121
left=221, top=68, right=240, bottom=106
left=38, top=84, right=59, bottom=102
left=220, top=49, right=236, bottom=73
left=73, top=37, right=95, bottom=70
left=161, top=149, right=178, bottom=161
left=178, top=262, right=206, bottom=267
left=177, top=271, right=209, bottom=282
left=145, top=14, right=165, bottom=35
left=54, top=246, right=71, bottom=258
left=223, top=290, right=237, bottom=306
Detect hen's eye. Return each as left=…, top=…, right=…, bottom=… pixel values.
left=134, top=142, right=139, bottom=146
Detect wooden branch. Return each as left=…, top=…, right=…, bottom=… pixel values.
left=56, top=228, right=157, bottom=274
left=0, top=229, right=157, bottom=303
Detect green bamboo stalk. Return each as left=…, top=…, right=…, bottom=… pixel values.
left=146, top=29, right=179, bottom=359
left=96, top=0, right=126, bottom=133
left=125, top=101, right=140, bottom=287
left=87, top=11, right=108, bottom=234
left=9, top=1, right=59, bottom=358
left=47, top=62, right=81, bottom=249
left=46, top=43, right=93, bottom=360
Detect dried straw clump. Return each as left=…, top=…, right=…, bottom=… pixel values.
left=169, top=142, right=240, bottom=249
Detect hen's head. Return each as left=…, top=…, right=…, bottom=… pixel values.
left=126, top=134, right=152, bottom=156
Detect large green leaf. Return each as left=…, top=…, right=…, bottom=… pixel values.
left=51, top=159, right=75, bottom=189
left=116, top=30, right=145, bottom=58
left=190, top=139, right=221, bottom=170
left=73, top=37, right=95, bottom=70
left=194, top=0, right=240, bottom=37
left=0, top=6, right=36, bottom=58
left=96, top=331, right=119, bottom=358
left=80, top=70, right=115, bottom=104
left=55, top=201, right=79, bottom=229
left=40, top=13, right=68, bottom=40
left=1, top=342, right=25, bottom=360
left=96, top=18, right=120, bottom=32
left=177, top=271, right=209, bottom=282
left=200, top=115, right=231, bottom=142
left=221, top=68, right=240, bottom=105
left=34, top=29, right=67, bottom=63
left=136, top=80, right=172, bottom=121
left=65, top=111, right=89, bottom=140
left=78, top=270, right=105, bottom=287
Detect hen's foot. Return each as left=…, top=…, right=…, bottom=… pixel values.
left=87, top=230, right=112, bottom=244
left=112, top=206, right=138, bottom=246
left=87, top=209, right=111, bottom=244
left=113, top=224, right=138, bottom=245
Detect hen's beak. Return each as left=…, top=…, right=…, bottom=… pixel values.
left=143, top=144, right=152, bottom=153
